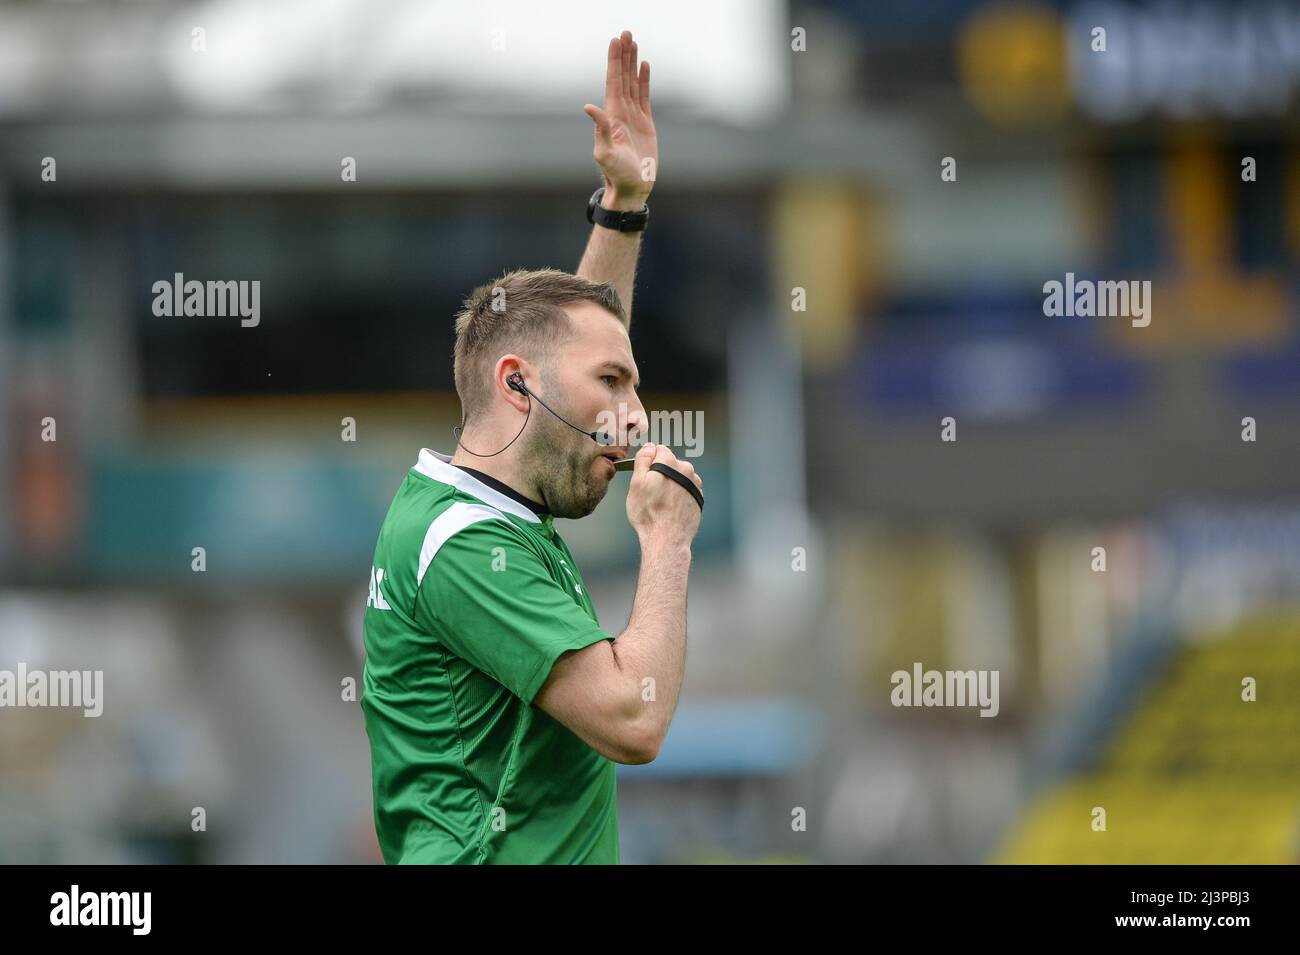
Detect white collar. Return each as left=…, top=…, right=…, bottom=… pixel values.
left=412, top=448, right=543, bottom=524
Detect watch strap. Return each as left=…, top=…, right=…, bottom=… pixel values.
left=587, top=187, right=649, bottom=233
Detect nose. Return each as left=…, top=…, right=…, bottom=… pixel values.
left=624, top=395, right=648, bottom=446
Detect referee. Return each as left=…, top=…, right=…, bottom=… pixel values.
left=360, top=32, right=702, bottom=864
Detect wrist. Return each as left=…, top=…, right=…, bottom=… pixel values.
left=637, top=532, right=693, bottom=560
left=588, top=185, right=650, bottom=233
left=602, top=185, right=651, bottom=212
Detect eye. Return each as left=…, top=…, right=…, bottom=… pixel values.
left=601, top=375, right=619, bottom=388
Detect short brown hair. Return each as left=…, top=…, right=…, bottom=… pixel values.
left=453, top=268, right=626, bottom=421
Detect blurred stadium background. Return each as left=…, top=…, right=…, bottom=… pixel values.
left=2, top=0, right=1299, bottom=863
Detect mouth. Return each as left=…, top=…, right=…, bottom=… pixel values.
left=597, top=448, right=626, bottom=475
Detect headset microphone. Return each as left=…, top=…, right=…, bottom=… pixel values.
left=507, top=373, right=700, bottom=509
left=506, top=372, right=616, bottom=446
left=456, top=372, right=702, bottom=511
left=454, top=371, right=614, bottom=457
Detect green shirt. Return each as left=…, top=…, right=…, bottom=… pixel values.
left=361, top=448, right=619, bottom=864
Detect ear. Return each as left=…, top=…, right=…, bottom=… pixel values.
left=495, top=355, right=530, bottom=413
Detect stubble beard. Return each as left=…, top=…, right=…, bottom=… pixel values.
left=518, top=404, right=610, bottom=519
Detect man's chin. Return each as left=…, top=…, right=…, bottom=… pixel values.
left=550, top=474, right=609, bottom=520
left=552, top=499, right=601, bottom=520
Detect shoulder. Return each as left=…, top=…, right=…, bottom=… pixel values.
left=376, top=473, right=529, bottom=594
left=414, top=499, right=533, bottom=586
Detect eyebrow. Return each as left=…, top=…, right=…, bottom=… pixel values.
left=598, top=361, right=640, bottom=390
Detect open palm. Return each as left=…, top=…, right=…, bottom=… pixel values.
left=584, top=31, right=658, bottom=207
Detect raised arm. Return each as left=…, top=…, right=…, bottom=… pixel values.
left=577, top=30, right=658, bottom=327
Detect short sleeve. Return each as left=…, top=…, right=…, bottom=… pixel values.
left=414, top=515, right=612, bottom=704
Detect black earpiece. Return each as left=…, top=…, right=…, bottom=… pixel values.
left=463, top=371, right=698, bottom=508
left=508, top=373, right=615, bottom=446
left=457, top=371, right=617, bottom=455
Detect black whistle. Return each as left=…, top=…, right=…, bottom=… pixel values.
left=612, top=458, right=703, bottom=511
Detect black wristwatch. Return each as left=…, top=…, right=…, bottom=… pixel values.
left=587, top=187, right=649, bottom=233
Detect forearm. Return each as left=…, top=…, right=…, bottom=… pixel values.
left=576, top=187, right=646, bottom=325
left=611, top=537, right=691, bottom=748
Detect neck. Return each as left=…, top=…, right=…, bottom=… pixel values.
left=450, top=430, right=544, bottom=510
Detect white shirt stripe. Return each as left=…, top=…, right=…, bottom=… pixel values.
left=412, top=448, right=543, bottom=524
left=416, top=502, right=511, bottom=587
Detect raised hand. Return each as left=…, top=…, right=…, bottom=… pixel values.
left=583, top=30, right=658, bottom=211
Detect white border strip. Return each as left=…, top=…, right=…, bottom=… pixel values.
left=413, top=448, right=543, bottom=524
left=416, top=502, right=511, bottom=587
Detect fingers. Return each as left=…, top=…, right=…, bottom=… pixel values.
left=604, top=37, right=620, bottom=105
left=660, top=453, right=702, bottom=490
left=629, top=40, right=640, bottom=108
left=639, top=60, right=652, bottom=117
left=606, top=31, right=651, bottom=118
left=647, top=446, right=705, bottom=505
left=632, top=444, right=704, bottom=510
left=584, top=103, right=612, bottom=138
left=620, top=31, right=632, bottom=101
left=633, top=442, right=658, bottom=476
left=651, top=444, right=679, bottom=472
